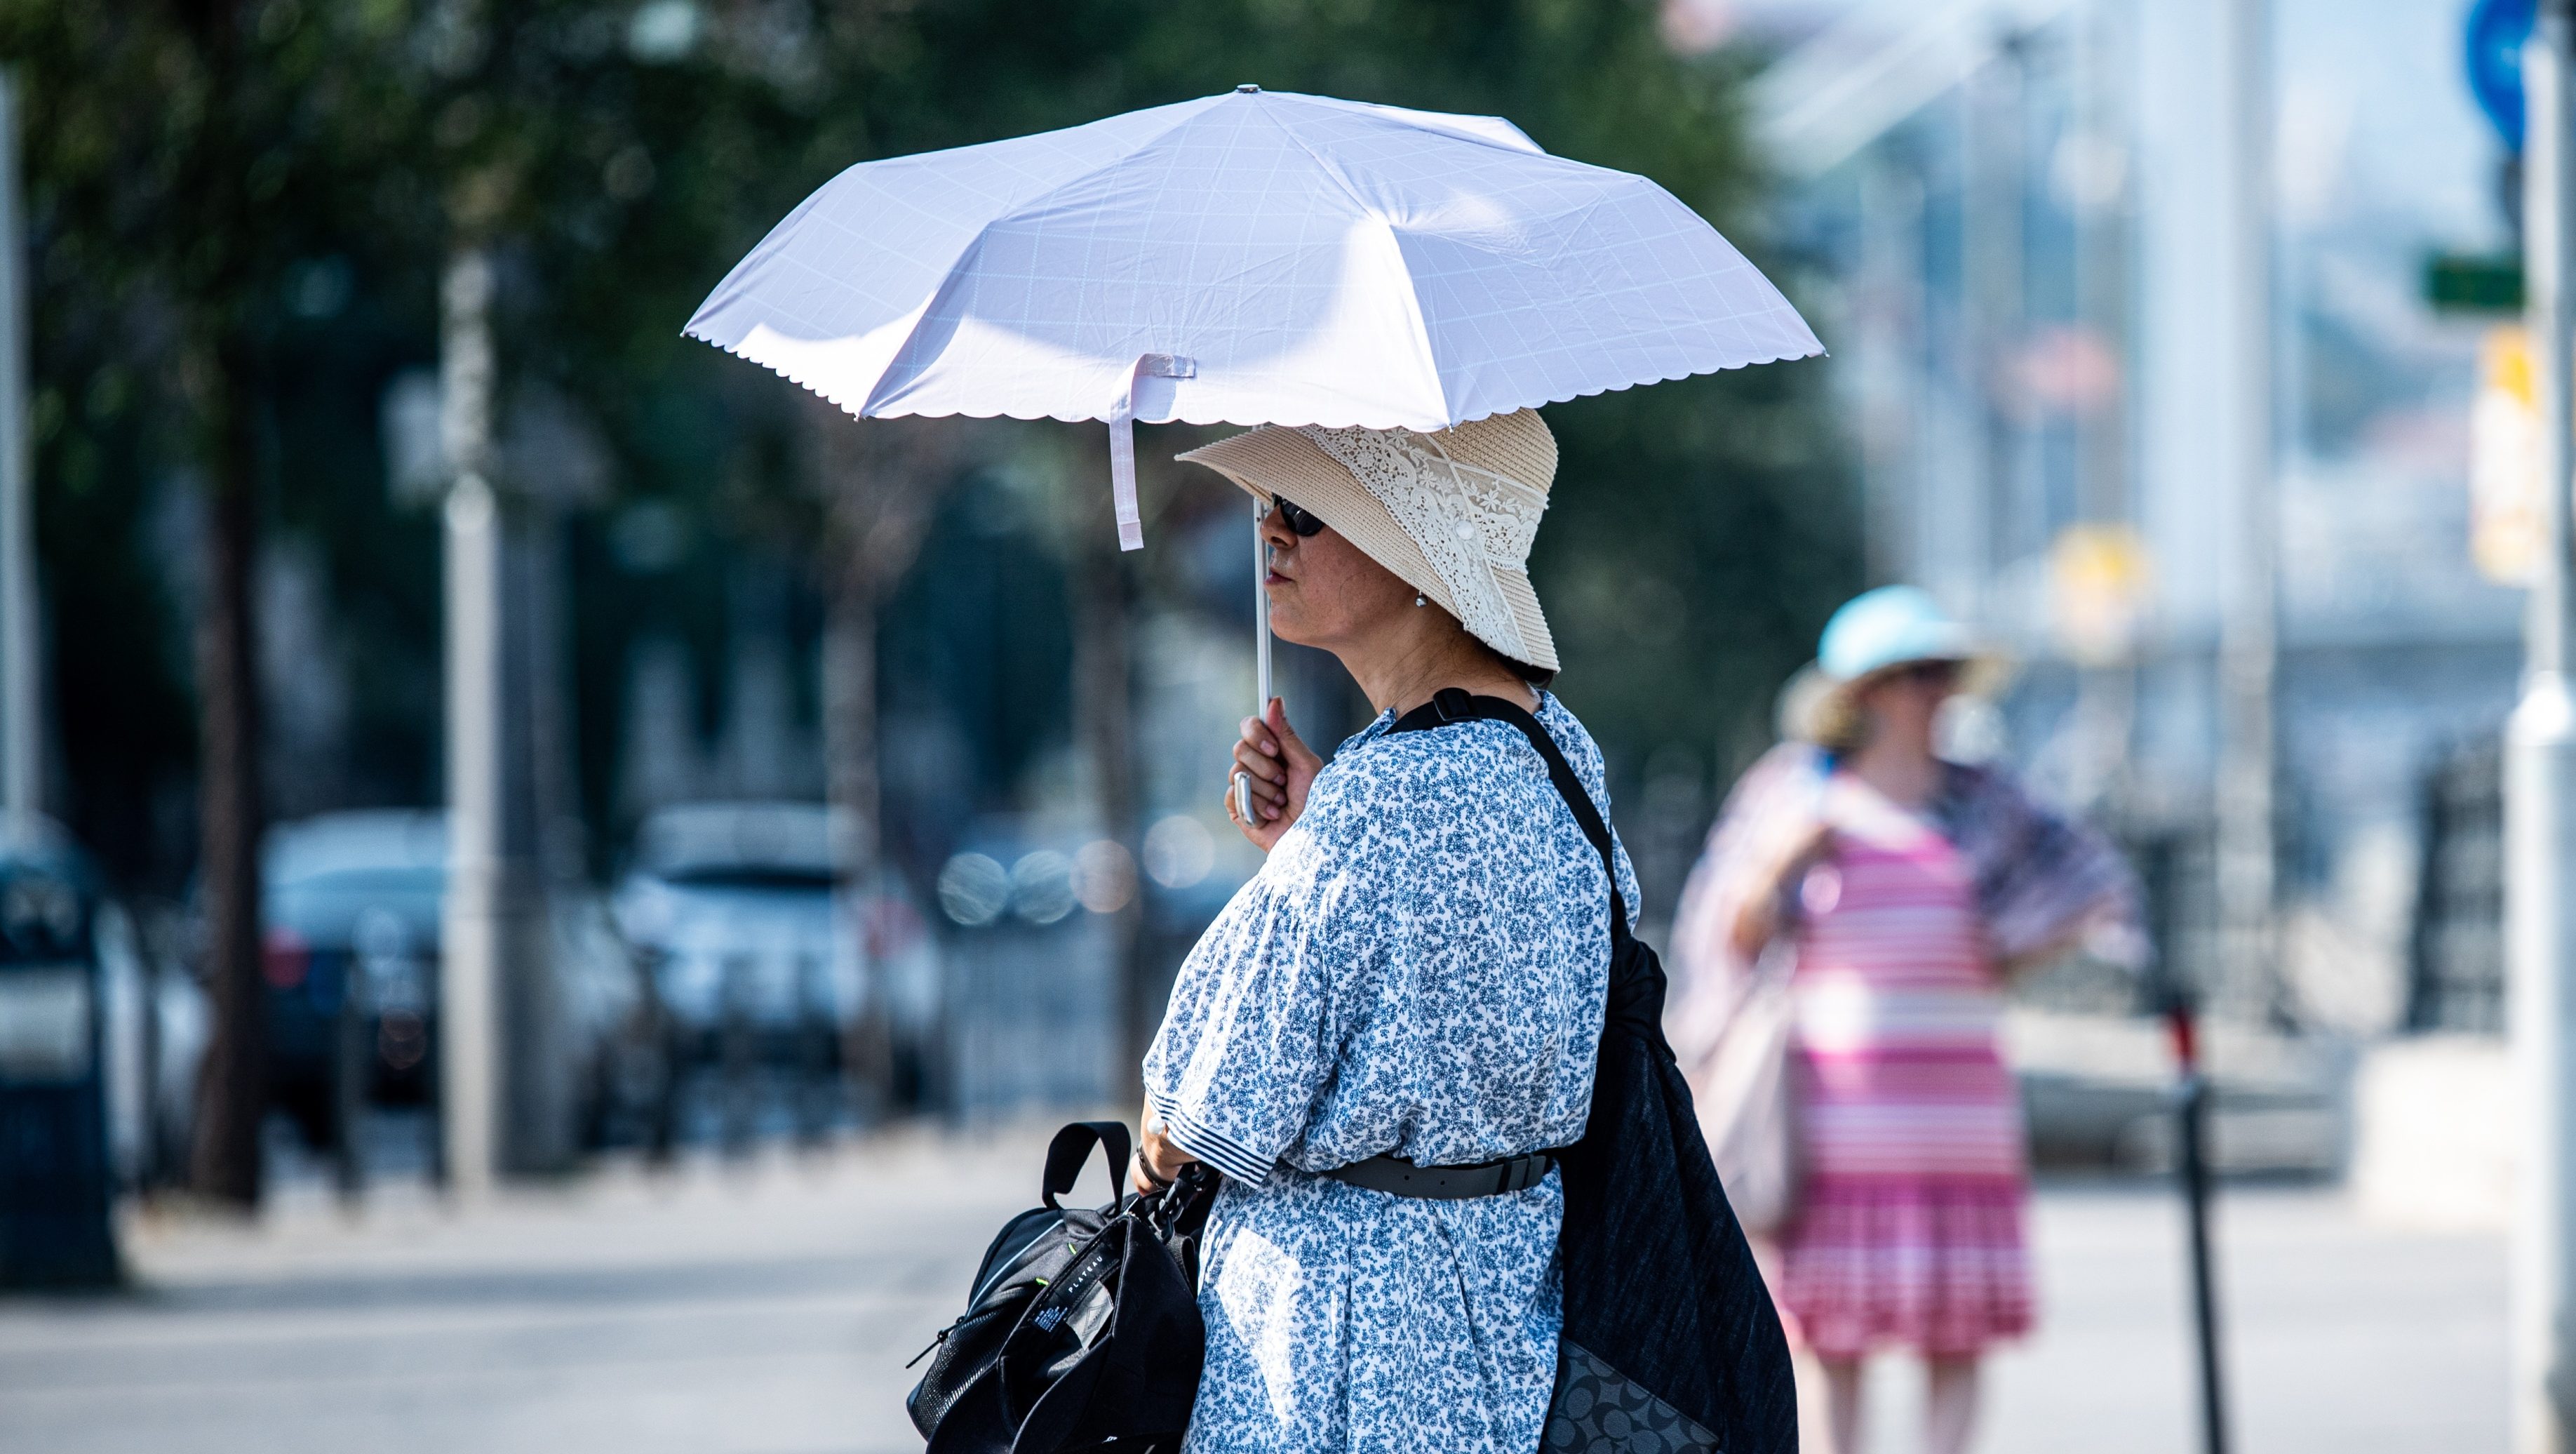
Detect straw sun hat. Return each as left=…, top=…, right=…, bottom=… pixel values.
left=1177, top=409, right=1561, bottom=673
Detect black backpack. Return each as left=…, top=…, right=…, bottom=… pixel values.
left=907, top=1121, right=1219, bottom=1454
left=1390, top=688, right=1798, bottom=1454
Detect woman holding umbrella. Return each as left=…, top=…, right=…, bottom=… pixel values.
left=1127, top=411, right=1628, bottom=1453
left=687, top=82, right=1827, bottom=1454
left=1667, top=586, right=2144, bottom=1454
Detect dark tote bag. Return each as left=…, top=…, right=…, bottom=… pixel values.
left=1390, top=689, right=1798, bottom=1454
left=907, top=1121, right=1219, bottom=1454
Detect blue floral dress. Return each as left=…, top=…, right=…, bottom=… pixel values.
left=1144, top=693, right=1637, bottom=1454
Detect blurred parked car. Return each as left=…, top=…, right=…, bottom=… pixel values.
left=260, top=811, right=662, bottom=1153
left=612, top=803, right=852, bottom=1097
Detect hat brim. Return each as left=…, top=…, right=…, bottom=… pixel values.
left=1818, top=650, right=2012, bottom=710
left=1783, top=652, right=2012, bottom=747
left=1178, top=427, right=1559, bottom=672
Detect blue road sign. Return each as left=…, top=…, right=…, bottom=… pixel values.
left=2470, top=0, right=2538, bottom=152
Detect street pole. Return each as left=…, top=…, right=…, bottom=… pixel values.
left=441, top=246, right=504, bottom=1199
left=436, top=239, right=579, bottom=1193
left=0, top=72, right=39, bottom=836
left=2511, top=8, right=2576, bottom=1450
left=1855, top=151, right=1924, bottom=589
left=1962, top=37, right=2025, bottom=622
left=2215, top=0, right=2279, bottom=1026
left=2069, top=0, right=2139, bottom=814
left=2164, top=999, right=2230, bottom=1454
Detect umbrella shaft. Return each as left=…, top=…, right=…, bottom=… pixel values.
left=1255, top=498, right=1273, bottom=709
left=1234, top=498, right=1273, bottom=830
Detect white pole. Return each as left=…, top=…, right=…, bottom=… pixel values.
left=1963, top=36, right=2025, bottom=617
left=2511, top=8, right=2576, bottom=1450
left=440, top=248, right=502, bottom=1199
left=2215, top=0, right=2278, bottom=1026
left=0, top=72, right=39, bottom=834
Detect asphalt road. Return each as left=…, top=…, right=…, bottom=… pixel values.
left=0, top=1128, right=2505, bottom=1454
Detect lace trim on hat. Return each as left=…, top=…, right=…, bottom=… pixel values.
left=1297, top=425, right=1545, bottom=664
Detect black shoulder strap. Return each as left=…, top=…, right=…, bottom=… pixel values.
left=1388, top=687, right=1629, bottom=945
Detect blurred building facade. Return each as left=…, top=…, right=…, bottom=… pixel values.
left=1752, top=0, right=2521, bottom=1036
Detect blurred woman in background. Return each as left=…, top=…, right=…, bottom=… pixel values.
left=1667, top=585, right=2142, bottom=1454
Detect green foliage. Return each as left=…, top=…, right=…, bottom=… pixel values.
left=530, top=0, right=1856, bottom=786
left=0, top=0, right=451, bottom=884
left=7, top=0, right=1855, bottom=887
left=837, top=0, right=1858, bottom=778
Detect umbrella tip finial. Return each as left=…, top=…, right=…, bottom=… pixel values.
left=1235, top=83, right=1261, bottom=94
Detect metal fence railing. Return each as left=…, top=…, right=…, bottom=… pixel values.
left=2408, top=738, right=2506, bottom=1036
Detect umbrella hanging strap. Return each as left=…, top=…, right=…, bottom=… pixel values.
left=1108, top=353, right=1196, bottom=551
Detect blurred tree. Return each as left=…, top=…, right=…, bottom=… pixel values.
left=800, top=406, right=972, bottom=1111
left=829, top=1, right=1853, bottom=909
left=481, top=0, right=1849, bottom=825
left=3, top=0, right=1848, bottom=1173
left=885, top=0, right=1854, bottom=778
left=0, top=0, right=447, bottom=1207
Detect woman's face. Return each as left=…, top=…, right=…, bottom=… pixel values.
left=1259, top=501, right=1417, bottom=653
left=1853, top=659, right=1959, bottom=751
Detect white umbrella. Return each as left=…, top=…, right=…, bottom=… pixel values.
left=687, top=86, right=1821, bottom=811
left=688, top=85, right=1820, bottom=539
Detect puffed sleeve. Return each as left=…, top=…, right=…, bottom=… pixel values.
left=1141, top=835, right=1339, bottom=1187
left=1952, top=763, right=2148, bottom=969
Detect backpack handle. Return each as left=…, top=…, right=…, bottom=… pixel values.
left=1042, top=1121, right=1134, bottom=1210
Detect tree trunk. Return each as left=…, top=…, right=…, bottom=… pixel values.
left=822, top=582, right=881, bottom=877
left=821, top=577, right=892, bottom=1115
left=187, top=340, right=264, bottom=1209
left=804, top=404, right=964, bottom=1120
left=1069, top=531, right=1145, bottom=1111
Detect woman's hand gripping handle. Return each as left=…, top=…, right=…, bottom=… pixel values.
left=1225, top=697, right=1320, bottom=853
left=1132, top=1098, right=1200, bottom=1194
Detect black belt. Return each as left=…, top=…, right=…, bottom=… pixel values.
left=1322, top=1149, right=1564, bottom=1200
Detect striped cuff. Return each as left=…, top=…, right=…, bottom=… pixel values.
left=1149, top=1091, right=1276, bottom=1186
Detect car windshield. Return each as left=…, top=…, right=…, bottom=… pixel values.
left=270, top=865, right=445, bottom=934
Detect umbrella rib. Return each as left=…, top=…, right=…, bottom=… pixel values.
left=803, top=103, right=1233, bottom=419
left=852, top=216, right=1005, bottom=417
left=752, top=102, right=1236, bottom=418
left=1253, top=102, right=1451, bottom=425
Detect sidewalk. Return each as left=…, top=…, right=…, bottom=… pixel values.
left=0, top=1128, right=1048, bottom=1454
left=0, top=1129, right=2503, bottom=1454
left=1973, top=1180, right=2500, bottom=1454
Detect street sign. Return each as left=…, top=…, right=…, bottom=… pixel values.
left=2427, top=251, right=2527, bottom=311
left=2474, top=324, right=2544, bottom=585
left=2049, top=523, right=2152, bottom=666
left=2471, top=0, right=2538, bottom=152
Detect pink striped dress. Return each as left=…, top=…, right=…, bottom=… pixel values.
left=1773, top=780, right=2030, bottom=1356
left=1668, top=742, right=2143, bottom=1361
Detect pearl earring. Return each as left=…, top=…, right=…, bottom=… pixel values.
left=1414, top=592, right=1426, bottom=608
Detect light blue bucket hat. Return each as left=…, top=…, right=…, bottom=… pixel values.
left=1781, top=585, right=2004, bottom=746
left=1818, top=585, right=1976, bottom=683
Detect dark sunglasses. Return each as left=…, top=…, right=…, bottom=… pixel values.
left=1890, top=658, right=1962, bottom=688
left=1270, top=495, right=1328, bottom=537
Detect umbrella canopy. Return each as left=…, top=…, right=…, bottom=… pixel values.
left=687, top=85, right=1821, bottom=549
